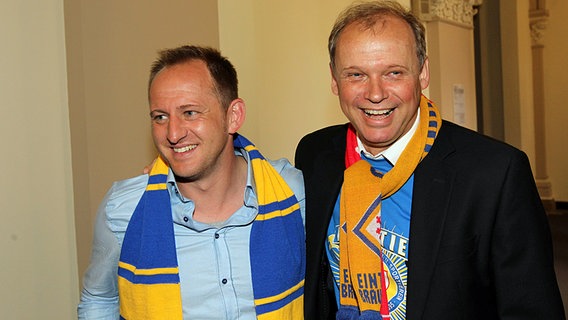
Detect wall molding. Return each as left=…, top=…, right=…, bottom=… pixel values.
left=412, top=0, right=483, bottom=28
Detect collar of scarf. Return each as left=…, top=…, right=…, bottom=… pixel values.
left=117, top=134, right=305, bottom=320
left=337, top=95, right=441, bottom=319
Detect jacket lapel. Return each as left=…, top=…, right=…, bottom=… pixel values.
left=306, top=128, right=347, bottom=245
left=406, top=123, right=456, bottom=319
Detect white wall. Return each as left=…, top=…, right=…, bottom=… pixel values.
left=0, top=0, right=78, bottom=318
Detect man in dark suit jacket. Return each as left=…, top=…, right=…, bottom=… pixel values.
left=295, top=1, right=565, bottom=319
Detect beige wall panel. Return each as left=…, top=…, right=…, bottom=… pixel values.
left=426, top=21, right=477, bottom=131
left=500, top=0, right=536, bottom=163
left=66, top=0, right=220, bottom=285
left=544, top=0, right=568, bottom=202
left=1, top=0, right=78, bottom=318
left=219, top=0, right=353, bottom=162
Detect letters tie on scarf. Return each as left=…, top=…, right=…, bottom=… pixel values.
left=117, top=134, right=305, bottom=319
left=337, top=95, right=441, bottom=319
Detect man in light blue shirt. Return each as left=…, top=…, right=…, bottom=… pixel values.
left=78, top=45, right=305, bottom=320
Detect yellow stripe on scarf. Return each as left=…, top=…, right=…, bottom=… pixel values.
left=256, top=295, right=304, bottom=320
left=255, top=279, right=305, bottom=305
left=256, top=203, right=301, bottom=220
left=118, top=261, right=179, bottom=276
left=118, top=277, right=183, bottom=320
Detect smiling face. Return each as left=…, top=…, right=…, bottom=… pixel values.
left=149, top=59, right=242, bottom=182
left=331, top=15, right=429, bottom=155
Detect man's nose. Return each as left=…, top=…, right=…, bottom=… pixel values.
left=167, top=116, right=187, bottom=144
left=365, top=76, right=386, bottom=103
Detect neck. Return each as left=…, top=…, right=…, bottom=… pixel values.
left=178, top=154, right=248, bottom=224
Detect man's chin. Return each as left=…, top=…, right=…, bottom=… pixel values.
left=173, top=173, right=198, bottom=183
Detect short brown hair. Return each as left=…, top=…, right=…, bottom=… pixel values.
left=328, top=1, right=426, bottom=71
left=148, top=45, right=238, bottom=109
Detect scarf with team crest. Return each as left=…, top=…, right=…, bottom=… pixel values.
left=117, top=134, right=305, bottom=319
left=337, top=95, right=441, bottom=319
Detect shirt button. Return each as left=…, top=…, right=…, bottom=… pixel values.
left=222, top=279, right=228, bottom=284
left=215, top=233, right=220, bottom=239
left=183, top=216, right=189, bottom=222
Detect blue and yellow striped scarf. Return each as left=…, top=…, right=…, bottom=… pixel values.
left=117, top=134, right=305, bottom=319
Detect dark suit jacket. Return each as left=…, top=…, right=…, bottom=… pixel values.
left=295, top=121, right=565, bottom=320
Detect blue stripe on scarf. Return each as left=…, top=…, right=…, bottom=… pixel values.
left=148, top=174, right=167, bottom=184
left=258, top=195, right=299, bottom=214
left=247, top=149, right=265, bottom=160
left=119, top=190, right=178, bottom=269
left=249, top=214, right=305, bottom=297
left=255, top=284, right=304, bottom=314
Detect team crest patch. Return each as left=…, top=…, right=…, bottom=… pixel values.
left=352, top=194, right=384, bottom=257
left=351, top=194, right=408, bottom=319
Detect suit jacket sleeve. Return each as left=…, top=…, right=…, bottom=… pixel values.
left=490, top=149, right=564, bottom=318
left=408, top=122, right=565, bottom=319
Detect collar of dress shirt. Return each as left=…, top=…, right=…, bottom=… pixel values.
left=164, top=148, right=258, bottom=230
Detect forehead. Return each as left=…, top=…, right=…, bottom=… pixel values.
left=335, top=15, right=417, bottom=65
left=151, top=60, right=214, bottom=91
left=338, top=15, right=414, bottom=50
left=149, top=59, right=221, bottom=108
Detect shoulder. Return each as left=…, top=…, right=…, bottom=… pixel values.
left=268, top=158, right=305, bottom=200
left=99, top=174, right=148, bottom=230
left=268, top=158, right=304, bottom=186
left=104, top=174, right=148, bottom=207
left=431, top=121, right=530, bottom=170
left=437, top=121, right=525, bottom=156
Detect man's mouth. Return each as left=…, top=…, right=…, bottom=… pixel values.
left=173, top=145, right=196, bottom=153
left=364, top=108, right=394, bottom=117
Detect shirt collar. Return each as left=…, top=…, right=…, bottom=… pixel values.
left=165, top=147, right=257, bottom=229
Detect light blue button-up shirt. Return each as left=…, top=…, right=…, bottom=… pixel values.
left=78, top=151, right=305, bottom=319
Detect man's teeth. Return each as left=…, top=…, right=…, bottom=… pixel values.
left=173, top=145, right=196, bottom=153
left=364, top=108, right=394, bottom=116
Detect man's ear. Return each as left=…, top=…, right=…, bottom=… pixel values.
left=227, top=98, right=246, bottom=134
left=330, top=63, right=339, bottom=96
left=419, top=57, right=430, bottom=90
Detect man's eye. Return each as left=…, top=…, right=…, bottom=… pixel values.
left=152, top=114, right=167, bottom=122
left=389, top=70, right=403, bottom=77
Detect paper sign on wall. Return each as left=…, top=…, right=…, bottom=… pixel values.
left=453, top=84, right=465, bottom=125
